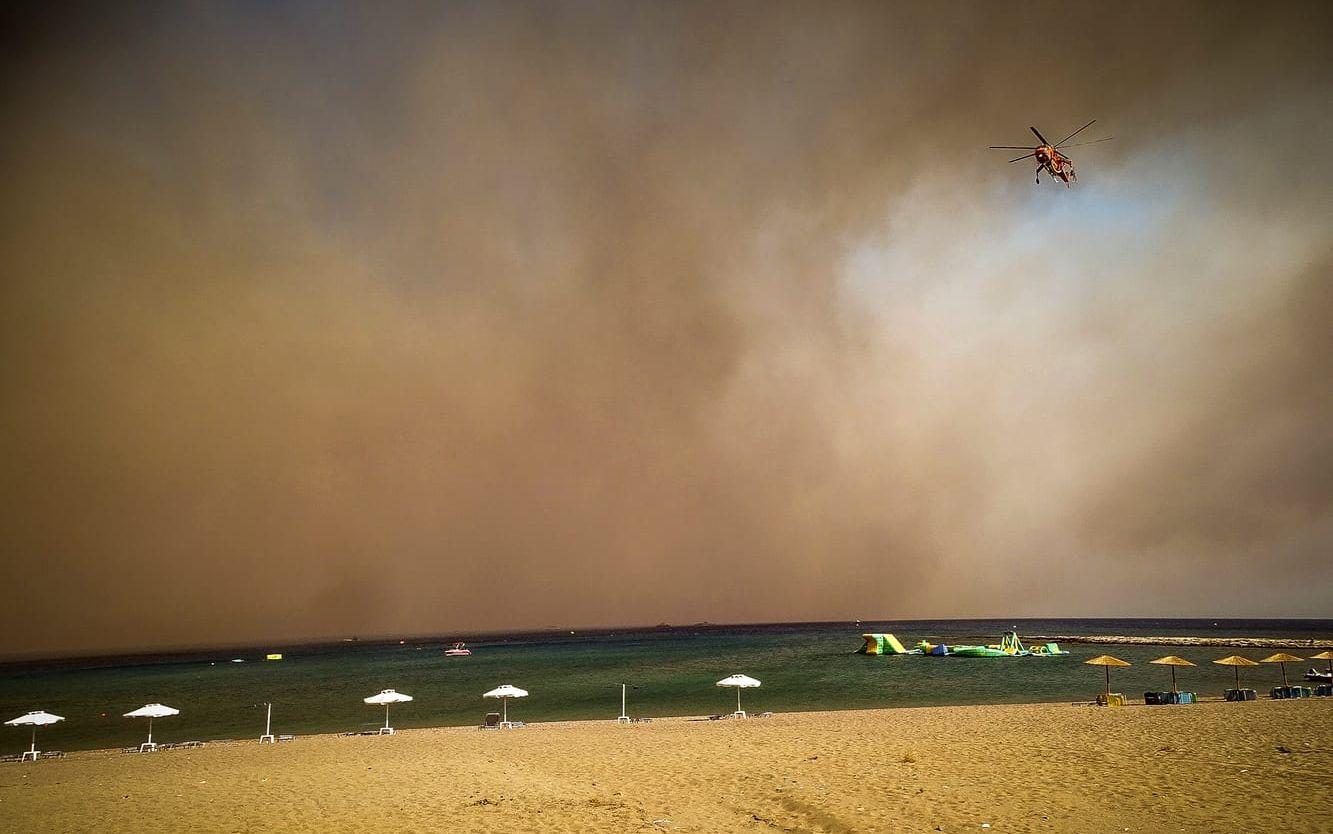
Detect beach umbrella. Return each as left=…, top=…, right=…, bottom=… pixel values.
left=5, top=711, right=64, bottom=760
left=1084, top=655, right=1131, bottom=696
left=482, top=684, right=528, bottom=726
left=716, top=674, right=761, bottom=717
left=1150, top=656, right=1196, bottom=693
left=124, top=704, right=179, bottom=749
left=1309, top=650, right=1333, bottom=675
left=1213, top=655, right=1259, bottom=690
left=363, top=689, right=412, bottom=733
left=1260, top=653, right=1303, bottom=688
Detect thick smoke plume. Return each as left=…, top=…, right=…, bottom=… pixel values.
left=1, top=2, right=1330, bottom=657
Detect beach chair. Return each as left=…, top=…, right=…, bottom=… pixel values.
left=1144, top=691, right=1167, bottom=705
left=278, top=734, right=297, bottom=742
left=482, top=712, right=502, bottom=730
left=1224, top=688, right=1257, bottom=701
left=1315, top=685, right=1333, bottom=697
left=1096, top=692, right=1125, bottom=707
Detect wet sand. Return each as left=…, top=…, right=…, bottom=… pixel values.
left=3, top=700, right=1330, bottom=833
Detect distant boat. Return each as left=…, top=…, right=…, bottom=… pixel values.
left=444, top=642, right=471, bottom=657
left=231, top=658, right=245, bottom=663
left=265, top=653, right=283, bottom=661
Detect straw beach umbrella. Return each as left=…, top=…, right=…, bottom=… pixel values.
left=1309, top=650, right=1333, bottom=675
left=124, top=704, right=179, bottom=751
left=363, top=689, right=412, bottom=734
left=1260, top=653, right=1303, bottom=687
left=1213, top=655, right=1260, bottom=690
left=483, top=684, right=528, bottom=727
left=716, top=674, right=761, bottom=717
left=5, top=711, right=64, bottom=761
left=1150, top=656, right=1196, bottom=692
left=1084, top=655, right=1131, bottom=697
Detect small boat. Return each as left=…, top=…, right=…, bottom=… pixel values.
left=1304, top=669, right=1332, bottom=683
left=444, top=642, right=471, bottom=657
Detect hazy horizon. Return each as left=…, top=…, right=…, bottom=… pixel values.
left=3, top=2, right=1330, bottom=658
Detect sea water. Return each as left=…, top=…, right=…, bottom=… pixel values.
left=2, top=618, right=1330, bottom=753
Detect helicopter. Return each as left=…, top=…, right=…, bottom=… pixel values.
left=990, top=120, right=1113, bottom=186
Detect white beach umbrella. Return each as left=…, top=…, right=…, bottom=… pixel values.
left=6, top=711, right=65, bottom=759
left=482, top=684, right=529, bottom=725
left=716, top=674, right=761, bottom=717
left=363, top=689, right=413, bottom=732
left=124, top=703, right=180, bottom=748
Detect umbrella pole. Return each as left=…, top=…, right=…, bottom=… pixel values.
left=737, top=688, right=742, bottom=715
left=1281, top=662, right=1288, bottom=688
left=1171, top=666, right=1177, bottom=693
left=1235, top=666, right=1240, bottom=690
left=31, top=726, right=37, bottom=755
left=1104, top=665, right=1110, bottom=696
left=148, top=716, right=153, bottom=746
left=503, top=697, right=508, bottom=724
left=384, top=705, right=390, bottom=731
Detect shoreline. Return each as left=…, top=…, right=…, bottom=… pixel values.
left=6, top=691, right=1311, bottom=761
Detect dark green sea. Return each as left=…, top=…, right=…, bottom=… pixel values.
left=3, top=619, right=1330, bottom=753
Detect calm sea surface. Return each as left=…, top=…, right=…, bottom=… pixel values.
left=3, top=619, right=1330, bottom=753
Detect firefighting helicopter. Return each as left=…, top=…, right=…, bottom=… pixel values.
left=989, top=120, right=1113, bottom=186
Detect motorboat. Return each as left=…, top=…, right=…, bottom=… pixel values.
left=1304, top=668, right=1332, bottom=683
left=444, top=642, right=472, bottom=657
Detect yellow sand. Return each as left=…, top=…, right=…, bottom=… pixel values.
left=3, top=701, right=1330, bottom=833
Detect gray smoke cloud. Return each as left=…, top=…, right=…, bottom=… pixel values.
left=1, top=2, right=1330, bottom=658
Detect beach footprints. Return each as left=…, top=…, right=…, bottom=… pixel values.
left=739, top=796, right=857, bottom=834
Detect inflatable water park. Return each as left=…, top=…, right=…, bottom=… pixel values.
left=859, top=631, right=1069, bottom=658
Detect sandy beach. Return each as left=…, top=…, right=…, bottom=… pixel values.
left=3, top=700, right=1329, bottom=833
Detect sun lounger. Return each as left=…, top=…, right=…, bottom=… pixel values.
left=1270, top=685, right=1313, bottom=699
left=0, top=754, right=21, bottom=763
left=1096, top=692, right=1126, bottom=707
left=1315, top=684, right=1333, bottom=697
left=480, top=712, right=502, bottom=730
left=1224, top=688, right=1257, bottom=701
left=278, top=734, right=297, bottom=742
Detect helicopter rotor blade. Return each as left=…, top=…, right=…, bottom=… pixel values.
left=1058, top=137, right=1114, bottom=148
left=990, top=146, right=1037, bottom=150
left=1008, top=153, right=1036, bottom=163
left=1030, top=126, right=1051, bottom=145
left=1054, top=119, right=1096, bottom=147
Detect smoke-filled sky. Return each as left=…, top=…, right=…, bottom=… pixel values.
left=2, top=2, right=1330, bottom=658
